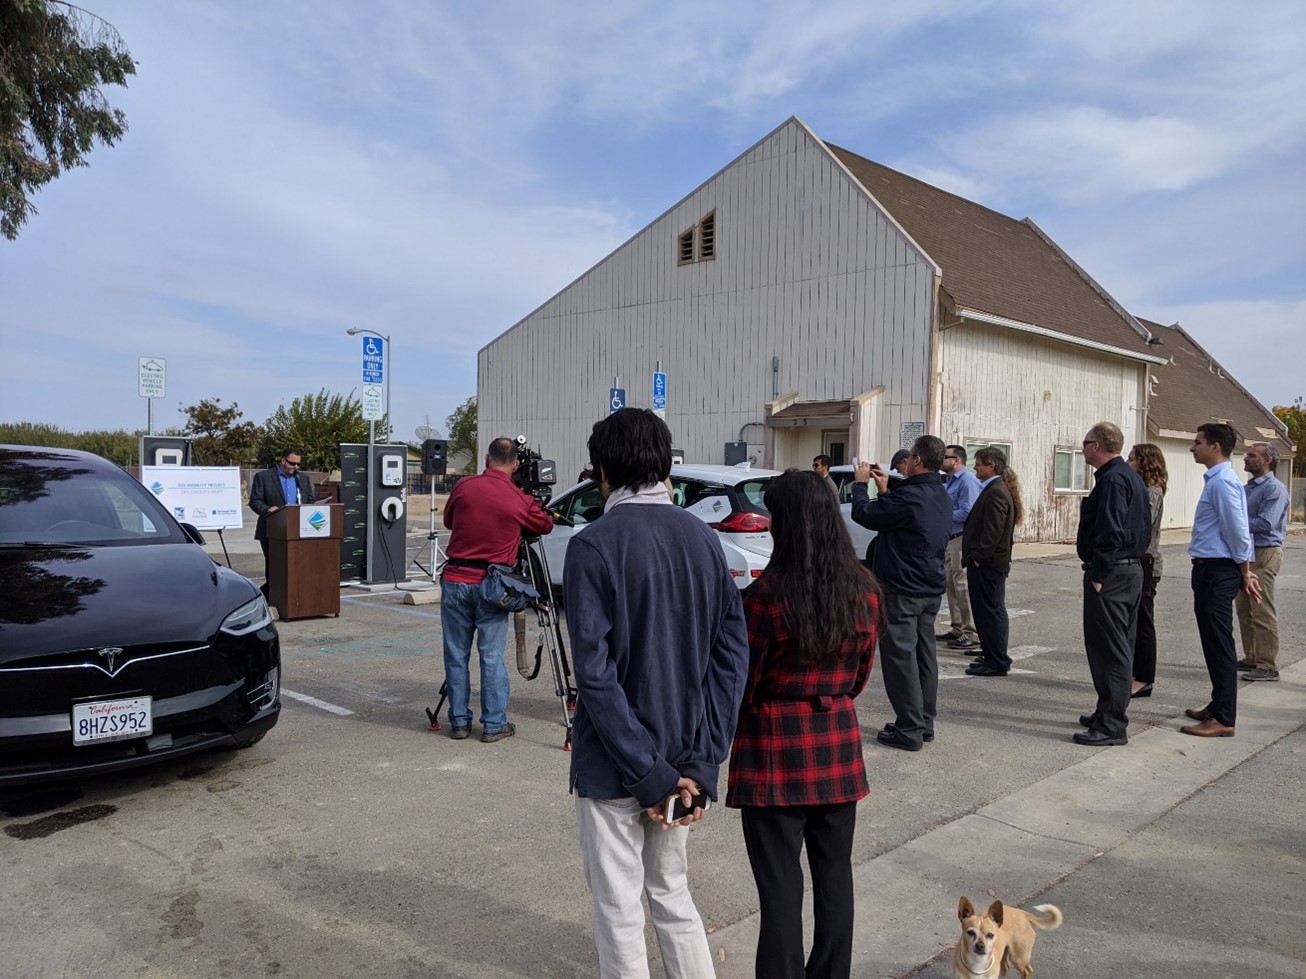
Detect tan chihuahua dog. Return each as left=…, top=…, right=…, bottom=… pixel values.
left=955, top=896, right=1063, bottom=979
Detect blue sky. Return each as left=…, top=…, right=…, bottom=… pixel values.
left=2, top=0, right=1302, bottom=445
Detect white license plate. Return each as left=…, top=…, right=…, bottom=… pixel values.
left=72, top=696, right=153, bottom=745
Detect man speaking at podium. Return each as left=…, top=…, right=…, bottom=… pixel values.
left=249, top=447, right=313, bottom=597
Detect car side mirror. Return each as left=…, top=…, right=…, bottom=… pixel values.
left=179, top=522, right=206, bottom=545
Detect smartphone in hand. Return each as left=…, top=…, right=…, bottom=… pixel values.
left=663, top=791, right=711, bottom=824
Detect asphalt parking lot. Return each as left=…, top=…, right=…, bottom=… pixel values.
left=1, top=522, right=1302, bottom=978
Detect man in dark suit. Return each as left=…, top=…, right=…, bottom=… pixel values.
left=248, top=447, right=313, bottom=596
left=962, top=447, right=1018, bottom=677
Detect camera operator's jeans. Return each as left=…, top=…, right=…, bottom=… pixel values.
left=440, top=580, right=511, bottom=730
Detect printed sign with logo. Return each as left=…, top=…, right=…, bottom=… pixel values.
left=299, top=506, right=332, bottom=538
left=140, top=466, right=243, bottom=531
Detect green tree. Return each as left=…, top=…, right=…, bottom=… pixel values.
left=0, top=421, right=136, bottom=464
left=1272, top=397, right=1305, bottom=478
left=179, top=397, right=263, bottom=466
left=445, top=395, right=477, bottom=458
left=1, top=0, right=137, bottom=240
left=261, top=389, right=383, bottom=472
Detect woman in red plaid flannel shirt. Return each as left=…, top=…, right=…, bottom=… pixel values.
left=727, top=469, right=883, bottom=979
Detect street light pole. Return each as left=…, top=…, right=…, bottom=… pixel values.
left=346, top=327, right=392, bottom=585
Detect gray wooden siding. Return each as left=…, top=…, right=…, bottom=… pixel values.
left=479, top=119, right=935, bottom=483
left=939, top=321, right=1148, bottom=542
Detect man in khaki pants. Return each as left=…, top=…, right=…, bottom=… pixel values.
left=1236, top=443, right=1289, bottom=682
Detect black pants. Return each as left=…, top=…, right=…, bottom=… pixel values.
left=879, top=589, right=942, bottom=745
left=1192, top=560, right=1242, bottom=726
left=1082, top=565, right=1141, bottom=738
left=967, top=564, right=1010, bottom=671
left=740, top=802, right=858, bottom=979
left=1133, top=590, right=1157, bottom=684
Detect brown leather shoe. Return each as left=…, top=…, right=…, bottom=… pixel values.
left=1184, top=707, right=1212, bottom=722
left=1180, top=718, right=1235, bottom=738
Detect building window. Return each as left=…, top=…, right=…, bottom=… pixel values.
left=699, top=210, right=716, bottom=260
left=964, top=440, right=1012, bottom=471
left=677, top=228, right=694, bottom=265
left=1054, top=447, right=1091, bottom=493
left=677, top=211, right=717, bottom=265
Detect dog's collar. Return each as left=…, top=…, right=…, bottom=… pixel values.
left=960, top=952, right=996, bottom=976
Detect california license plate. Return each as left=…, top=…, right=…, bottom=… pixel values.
left=72, top=697, right=153, bottom=745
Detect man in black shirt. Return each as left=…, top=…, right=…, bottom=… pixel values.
left=1074, top=422, right=1151, bottom=746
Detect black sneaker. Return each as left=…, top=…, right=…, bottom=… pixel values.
left=1242, top=668, right=1280, bottom=682
left=481, top=722, right=517, bottom=743
left=882, top=722, right=933, bottom=743
left=947, top=637, right=980, bottom=651
left=449, top=724, right=471, bottom=740
left=935, top=631, right=961, bottom=642
left=1236, top=660, right=1257, bottom=672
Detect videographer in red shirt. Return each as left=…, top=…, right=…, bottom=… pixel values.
left=440, top=437, right=553, bottom=743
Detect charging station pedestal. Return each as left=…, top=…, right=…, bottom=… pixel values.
left=266, top=504, right=343, bottom=619
left=337, top=443, right=408, bottom=585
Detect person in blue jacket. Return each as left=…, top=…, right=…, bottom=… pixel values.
left=850, top=436, right=952, bottom=751
left=564, top=407, right=749, bottom=978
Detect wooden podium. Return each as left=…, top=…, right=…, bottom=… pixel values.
left=267, top=504, right=342, bottom=620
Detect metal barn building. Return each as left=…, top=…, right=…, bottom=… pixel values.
left=479, top=116, right=1291, bottom=541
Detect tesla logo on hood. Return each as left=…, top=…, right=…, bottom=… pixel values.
left=98, top=647, right=125, bottom=672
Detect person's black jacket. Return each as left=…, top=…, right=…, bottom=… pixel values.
left=1075, top=455, right=1150, bottom=583
left=851, top=473, right=951, bottom=596
left=962, top=477, right=1014, bottom=575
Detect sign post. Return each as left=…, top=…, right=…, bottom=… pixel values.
left=652, top=366, right=666, bottom=419
left=138, top=357, right=166, bottom=436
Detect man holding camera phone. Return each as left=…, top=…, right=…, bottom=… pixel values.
left=564, top=408, right=749, bottom=978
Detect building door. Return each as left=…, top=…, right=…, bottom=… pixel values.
left=822, top=431, right=848, bottom=465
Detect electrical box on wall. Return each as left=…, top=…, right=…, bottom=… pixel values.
left=723, top=441, right=748, bottom=466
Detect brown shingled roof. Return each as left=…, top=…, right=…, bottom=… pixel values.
left=1137, top=318, right=1291, bottom=450
left=826, top=144, right=1157, bottom=359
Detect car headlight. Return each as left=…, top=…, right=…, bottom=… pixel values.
left=221, top=594, right=272, bottom=636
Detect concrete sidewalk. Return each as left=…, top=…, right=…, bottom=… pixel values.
left=707, top=661, right=1306, bottom=978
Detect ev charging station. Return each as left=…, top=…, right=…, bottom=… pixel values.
left=337, top=442, right=407, bottom=585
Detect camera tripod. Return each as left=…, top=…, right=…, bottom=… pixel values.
left=425, top=535, right=577, bottom=750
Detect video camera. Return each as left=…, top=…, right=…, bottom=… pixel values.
left=511, top=435, right=557, bottom=504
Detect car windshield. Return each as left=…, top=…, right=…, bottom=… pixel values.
left=0, top=451, right=185, bottom=546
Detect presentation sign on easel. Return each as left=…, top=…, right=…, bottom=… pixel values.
left=140, top=466, right=244, bottom=530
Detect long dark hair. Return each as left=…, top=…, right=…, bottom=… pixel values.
left=759, top=470, right=879, bottom=661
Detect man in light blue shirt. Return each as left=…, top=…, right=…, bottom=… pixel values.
left=1236, top=442, right=1289, bottom=681
left=1181, top=424, right=1263, bottom=739
left=938, top=445, right=982, bottom=651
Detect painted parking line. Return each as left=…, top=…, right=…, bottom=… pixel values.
left=281, top=688, right=355, bottom=715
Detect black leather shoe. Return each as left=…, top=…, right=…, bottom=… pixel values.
left=882, top=723, right=933, bottom=743
left=936, top=631, right=961, bottom=642
left=948, top=637, right=980, bottom=651
left=1078, top=714, right=1097, bottom=728
left=1072, top=729, right=1127, bottom=746
left=965, top=663, right=1008, bottom=677
left=876, top=728, right=923, bottom=751
left=1130, top=683, right=1153, bottom=698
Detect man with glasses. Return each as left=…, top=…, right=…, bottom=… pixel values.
left=851, top=437, right=951, bottom=751
left=1236, top=442, right=1287, bottom=683
left=1074, top=423, right=1150, bottom=746
left=812, top=454, right=839, bottom=499
left=938, top=445, right=981, bottom=651
left=249, top=447, right=314, bottom=598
